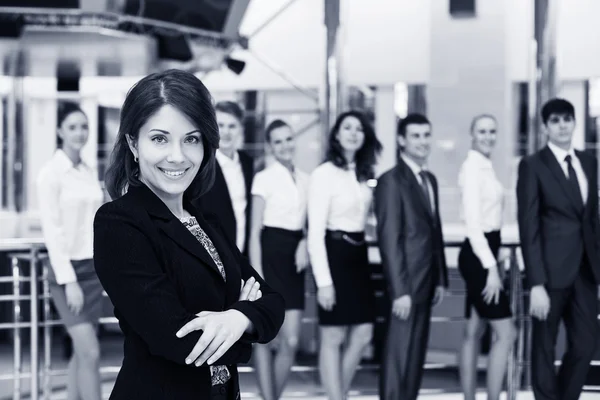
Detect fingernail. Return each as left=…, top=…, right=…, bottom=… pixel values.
left=176, top=332, right=182, bottom=338
left=186, top=359, right=191, bottom=364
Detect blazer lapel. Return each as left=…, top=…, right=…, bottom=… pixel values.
left=398, top=160, right=434, bottom=222
left=129, top=185, right=224, bottom=279
left=576, top=150, right=594, bottom=214
left=540, top=146, right=583, bottom=215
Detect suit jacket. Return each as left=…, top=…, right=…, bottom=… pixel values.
left=374, top=159, right=449, bottom=304
left=194, top=150, right=254, bottom=253
left=516, top=146, right=600, bottom=289
left=93, top=184, right=284, bottom=400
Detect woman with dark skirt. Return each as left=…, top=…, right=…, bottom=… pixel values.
left=249, top=119, right=310, bottom=400
left=37, top=102, right=104, bottom=400
left=307, top=111, right=382, bottom=400
left=93, top=69, right=285, bottom=399
left=457, top=114, right=517, bottom=400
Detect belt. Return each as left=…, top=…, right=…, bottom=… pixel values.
left=327, top=230, right=365, bottom=246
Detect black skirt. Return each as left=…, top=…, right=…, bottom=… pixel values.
left=261, top=226, right=305, bottom=311
left=318, top=230, right=375, bottom=326
left=458, top=230, right=512, bottom=320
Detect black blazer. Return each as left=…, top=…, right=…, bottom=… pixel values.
left=93, top=184, right=284, bottom=400
left=194, top=150, right=254, bottom=253
left=516, top=146, right=600, bottom=289
left=374, top=159, right=449, bottom=304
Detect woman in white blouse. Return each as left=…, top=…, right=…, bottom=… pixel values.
left=37, top=102, right=104, bottom=400
left=249, top=119, right=310, bottom=400
left=308, top=111, right=382, bottom=400
left=457, top=114, right=516, bottom=400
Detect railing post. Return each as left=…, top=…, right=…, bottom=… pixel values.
left=507, top=248, right=518, bottom=400
left=42, top=257, right=52, bottom=399
left=29, top=247, right=40, bottom=400
left=11, top=255, right=22, bottom=400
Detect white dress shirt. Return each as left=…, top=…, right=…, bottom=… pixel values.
left=216, top=150, right=248, bottom=251
left=401, top=154, right=435, bottom=212
left=458, top=150, right=504, bottom=269
left=547, top=142, right=588, bottom=204
left=36, top=150, right=104, bottom=285
left=307, top=162, right=372, bottom=288
left=251, top=161, right=309, bottom=231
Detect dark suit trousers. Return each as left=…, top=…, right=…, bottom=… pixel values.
left=532, top=261, right=598, bottom=400
left=379, top=302, right=432, bottom=400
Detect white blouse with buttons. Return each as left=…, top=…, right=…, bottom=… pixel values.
left=251, top=161, right=309, bottom=231
left=36, top=150, right=104, bottom=285
left=458, top=149, right=504, bottom=269
left=307, top=161, right=372, bottom=288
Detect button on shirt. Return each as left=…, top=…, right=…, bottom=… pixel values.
left=251, top=161, right=309, bottom=231
left=458, top=150, right=504, bottom=269
left=216, top=150, right=248, bottom=251
left=547, top=142, right=588, bottom=205
left=307, top=162, right=372, bottom=288
left=36, top=150, right=104, bottom=285
left=401, top=154, right=435, bottom=213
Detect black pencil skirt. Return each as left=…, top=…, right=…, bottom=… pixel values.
left=458, top=230, right=512, bottom=320
left=318, top=230, right=376, bottom=326
left=261, top=226, right=305, bottom=311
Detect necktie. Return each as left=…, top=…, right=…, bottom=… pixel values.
left=418, top=170, right=433, bottom=213
left=565, top=155, right=584, bottom=209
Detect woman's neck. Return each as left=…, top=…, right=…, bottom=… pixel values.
left=343, top=150, right=356, bottom=165
left=221, top=148, right=236, bottom=160
left=277, top=158, right=294, bottom=172
left=61, top=146, right=81, bottom=165
left=140, top=177, right=186, bottom=219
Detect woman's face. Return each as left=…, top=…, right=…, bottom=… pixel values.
left=58, top=111, right=89, bottom=153
left=336, top=116, right=365, bottom=154
left=471, top=116, right=497, bottom=157
left=216, top=111, right=243, bottom=154
left=269, top=125, right=295, bottom=164
left=128, top=105, right=204, bottom=201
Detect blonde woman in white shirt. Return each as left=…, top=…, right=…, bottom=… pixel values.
left=250, top=120, right=310, bottom=400
left=457, top=115, right=517, bottom=400
left=308, top=111, right=382, bottom=400
left=37, top=102, right=104, bottom=400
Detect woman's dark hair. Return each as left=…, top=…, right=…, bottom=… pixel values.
left=104, top=69, right=219, bottom=201
left=325, top=110, right=382, bottom=181
left=214, top=101, right=244, bottom=123
left=265, top=119, right=290, bottom=142
left=56, top=101, right=86, bottom=147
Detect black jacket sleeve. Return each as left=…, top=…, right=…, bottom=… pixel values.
left=93, top=205, right=251, bottom=366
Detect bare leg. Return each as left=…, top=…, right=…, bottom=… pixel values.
left=274, top=310, right=302, bottom=398
left=66, top=356, right=80, bottom=400
left=319, top=326, right=347, bottom=400
left=253, top=343, right=275, bottom=400
left=487, top=318, right=517, bottom=400
left=459, top=307, right=486, bottom=400
left=66, top=323, right=101, bottom=400
left=341, top=323, right=373, bottom=394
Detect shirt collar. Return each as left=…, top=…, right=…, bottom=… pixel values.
left=53, top=149, right=89, bottom=172
left=401, top=153, right=427, bottom=177
left=547, top=141, right=575, bottom=163
left=216, top=149, right=239, bottom=166
left=467, top=149, right=493, bottom=167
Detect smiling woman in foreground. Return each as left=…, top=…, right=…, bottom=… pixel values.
left=93, top=69, right=285, bottom=399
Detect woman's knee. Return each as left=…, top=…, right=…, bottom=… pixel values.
left=68, top=324, right=100, bottom=363
left=320, top=327, right=346, bottom=348
left=349, top=324, right=373, bottom=348
left=491, top=319, right=517, bottom=344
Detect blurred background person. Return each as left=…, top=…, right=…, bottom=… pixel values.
left=194, top=101, right=253, bottom=255
left=457, top=114, right=516, bottom=400
left=249, top=119, right=310, bottom=400
left=307, top=111, right=382, bottom=400
left=36, top=102, right=104, bottom=400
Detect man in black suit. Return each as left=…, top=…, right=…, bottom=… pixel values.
left=195, top=101, right=254, bottom=254
left=517, top=98, right=600, bottom=400
left=374, top=113, right=449, bottom=400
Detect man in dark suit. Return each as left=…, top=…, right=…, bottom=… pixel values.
left=517, top=98, right=600, bottom=400
left=374, top=113, right=449, bottom=400
left=195, top=101, right=254, bottom=255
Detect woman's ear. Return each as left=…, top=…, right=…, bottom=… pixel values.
left=125, top=134, right=138, bottom=161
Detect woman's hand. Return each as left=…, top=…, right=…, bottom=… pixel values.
left=317, top=285, right=336, bottom=311
left=295, top=239, right=309, bottom=273
left=481, top=266, right=503, bottom=304
left=176, top=310, right=251, bottom=366
left=64, top=282, right=84, bottom=315
left=239, top=277, right=262, bottom=301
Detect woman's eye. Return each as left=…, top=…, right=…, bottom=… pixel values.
left=185, top=136, right=200, bottom=144
left=152, top=136, right=167, bottom=144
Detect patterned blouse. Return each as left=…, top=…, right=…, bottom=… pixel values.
left=180, top=216, right=231, bottom=386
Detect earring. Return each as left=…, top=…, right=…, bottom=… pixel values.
left=134, top=155, right=138, bottom=163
